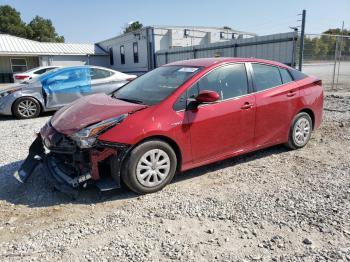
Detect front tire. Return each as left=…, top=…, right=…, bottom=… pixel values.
left=285, top=112, right=313, bottom=149
left=122, top=140, right=177, bottom=194
left=13, top=97, right=41, bottom=119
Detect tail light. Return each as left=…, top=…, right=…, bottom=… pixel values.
left=15, top=75, right=29, bottom=80
left=126, top=77, right=136, bottom=81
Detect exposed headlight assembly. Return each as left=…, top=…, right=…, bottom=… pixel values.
left=69, top=114, right=128, bottom=148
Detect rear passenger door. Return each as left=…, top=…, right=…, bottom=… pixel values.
left=250, top=63, right=300, bottom=147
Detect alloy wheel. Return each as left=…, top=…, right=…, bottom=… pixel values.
left=17, top=100, right=38, bottom=118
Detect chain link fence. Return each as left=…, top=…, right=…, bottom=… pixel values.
left=301, top=33, right=350, bottom=91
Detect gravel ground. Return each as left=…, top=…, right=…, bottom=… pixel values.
left=0, top=92, right=349, bottom=262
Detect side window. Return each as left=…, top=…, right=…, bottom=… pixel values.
left=289, top=68, right=308, bottom=81
left=34, top=68, right=47, bottom=75
left=44, top=68, right=90, bottom=90
left=194, top=63, right=248, bottom=100
left=280, top=68, right=293, bottom=84
left=217, top=64, right=248, bottom=99
left=90, top=68, right=112, bottom=80
left=120, top=45, right=125, bottom=64
left=252, top=63, right=282, bottom=91
left=172, top=64, right=248, bottom=111
left=173, top=92, right=187, bottom=111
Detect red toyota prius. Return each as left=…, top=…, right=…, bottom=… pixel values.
left=16, top=58, right=323, bottom=197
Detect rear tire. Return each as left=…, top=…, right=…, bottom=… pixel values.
left=285, top=112, right=313, bottom=149
left=13, top=97, right=41, bottom=119
left=121, top=140, right=177, bottom=194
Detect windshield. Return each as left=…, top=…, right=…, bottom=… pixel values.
left=113, top=66, right=202, bottom=105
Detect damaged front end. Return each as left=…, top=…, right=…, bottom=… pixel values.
left=15, top=119, right=131, bottom=198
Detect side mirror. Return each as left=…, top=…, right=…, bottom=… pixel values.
left=195, top=90, right=220, bottom=103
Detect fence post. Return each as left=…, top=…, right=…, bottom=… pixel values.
left=335, top=21, right=345, bottom=89
left=331, top=36, right=340, bottom=90
left=298, top=9, right=306, bottom=71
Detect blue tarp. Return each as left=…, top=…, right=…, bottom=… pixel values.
left=40, top=67, right=91, bottom=94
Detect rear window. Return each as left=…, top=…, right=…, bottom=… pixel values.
left=289, top=68, right=308, bottom=81
left=280, top=68, right=293, bottom=84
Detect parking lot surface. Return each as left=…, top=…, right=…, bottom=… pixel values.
left=0, top=91, right=349, bottom=261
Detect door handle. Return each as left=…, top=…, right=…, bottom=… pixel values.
left=241, top=102, right=254, bottom=110
left=287, top=91, right=297, bottom=97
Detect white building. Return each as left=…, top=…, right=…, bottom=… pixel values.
left=0, top=34, right=108, bottom=83
left=97, top=26, right=256, bottom=75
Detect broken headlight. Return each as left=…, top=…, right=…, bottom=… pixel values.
left=69, top=114, right=128, bottom=148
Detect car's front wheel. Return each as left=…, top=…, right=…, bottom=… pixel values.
left=13, top=97, right=41, bottom=119
left=286, top=112, right=313, bottom=149
left=122, top=140, right=177, bottom=194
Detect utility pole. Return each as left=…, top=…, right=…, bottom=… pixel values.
left=298, top=9, right=306, bottom=71
left=335, top=21, right=345, bottom=89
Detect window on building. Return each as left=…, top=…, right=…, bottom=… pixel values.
left=279, top=68, right=293, bottom=84
left=133, top=42, right=139, bottom=63
left=252, top=63, right=282, bottom=92
left=11, top=58, right=27, bottom=73
left=120, top=45, right=125, bottom=64
left=109, top=47, right=114, bottom=65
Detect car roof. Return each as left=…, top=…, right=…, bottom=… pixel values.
left=164, top=57, right=290, bottom=69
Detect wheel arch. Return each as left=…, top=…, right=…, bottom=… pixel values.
left=298, top=108, right=315, bottom=130
left=11, top=96, right=43, bottom=115
left=132, top=135, right=183, bottom=172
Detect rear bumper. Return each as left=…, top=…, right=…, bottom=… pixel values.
left=15, top=132, right=131, bottom=198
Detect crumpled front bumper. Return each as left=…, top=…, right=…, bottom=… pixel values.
left=15, top=132, right=131, bottom=198
left=14, top=135, right=81, bottom=198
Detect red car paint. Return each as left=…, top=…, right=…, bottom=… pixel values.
left=51, top=93, right=147, bottom=135
left=51, top=58, right=323, bottom=173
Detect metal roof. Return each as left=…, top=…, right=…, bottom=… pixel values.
left=0, top=34, right=108, bottom=56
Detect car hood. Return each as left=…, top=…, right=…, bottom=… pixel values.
left=51, top=94, right=147, bottom=135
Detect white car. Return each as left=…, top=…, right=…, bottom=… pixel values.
left=1, top=65, right=137, bottom=119
left=13, top=66, right=60, bottom=83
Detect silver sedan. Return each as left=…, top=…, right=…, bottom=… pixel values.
left=0, top=66, right=136, bottom=119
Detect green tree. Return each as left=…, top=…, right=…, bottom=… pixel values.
left=123, top=21, right=143, bottom=34
left=27, top=16, right=64, bottom=42
left=0, top=5, right=29, bottom=38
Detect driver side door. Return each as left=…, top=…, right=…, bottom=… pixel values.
left=184, top=63, right=256, bottom=163
left=42, top=67, right=92, bottom=109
